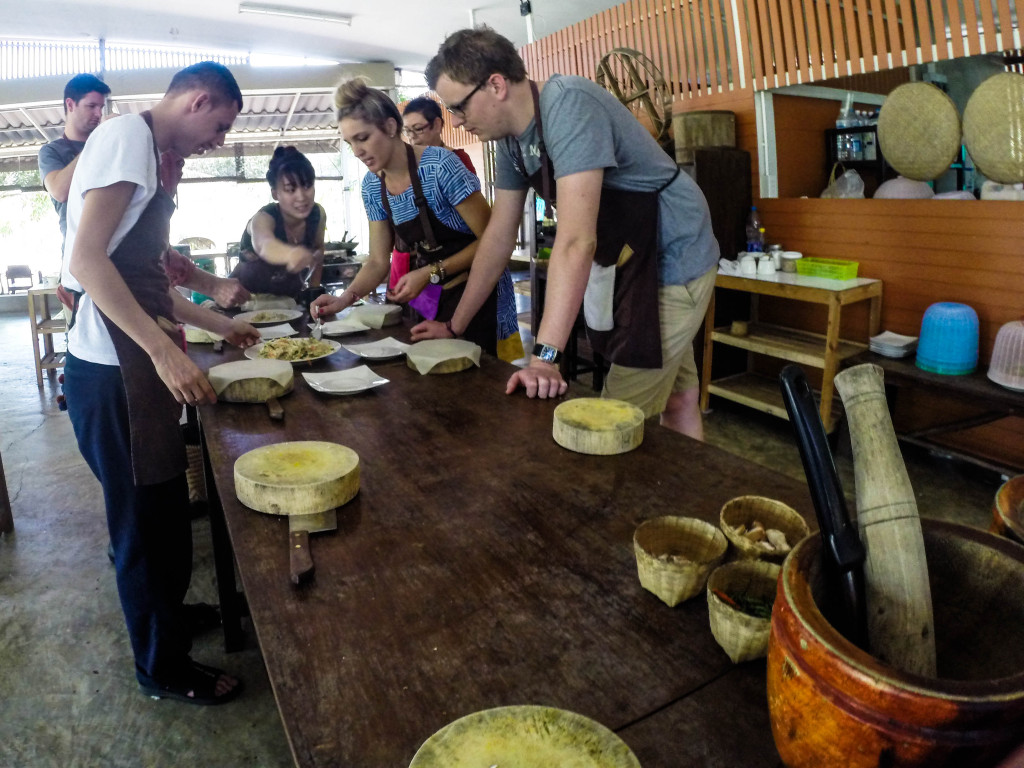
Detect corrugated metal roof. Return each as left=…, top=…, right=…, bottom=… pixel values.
left=0, top=89, right=339, bottom=169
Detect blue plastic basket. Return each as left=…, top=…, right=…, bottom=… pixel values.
left=915, top=302, right=979, bottom=375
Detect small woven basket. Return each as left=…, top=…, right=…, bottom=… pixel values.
left=707, top=560, right=780, bottom=663
left=877, top=82, right=961, bottom=181
left=634, top=516, right=728, bottom=606
left=963, top=72, right=1024, bottom=184
left=719, top=496, right=809, bottom=561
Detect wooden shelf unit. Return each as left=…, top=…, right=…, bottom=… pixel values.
left=27, top=287, right=66, bottom=388
left=700, top=272, right=882, bottom=432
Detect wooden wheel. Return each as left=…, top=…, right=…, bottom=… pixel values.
left=595, top=48, right=672, bottom=149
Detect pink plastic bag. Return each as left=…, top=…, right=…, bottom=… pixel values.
left=389, top=251, right=410, bottom=290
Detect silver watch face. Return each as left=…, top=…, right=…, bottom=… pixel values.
left=536, top=345, right=559, bottom=363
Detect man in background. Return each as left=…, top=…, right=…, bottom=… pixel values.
left=39, top=73, right=110, bottom=247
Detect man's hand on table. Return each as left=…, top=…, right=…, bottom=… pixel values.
left=506, top=359, right=568, bottom=398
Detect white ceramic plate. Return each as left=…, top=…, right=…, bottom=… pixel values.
left=301, top=366, right=388, bottom=394
left=309, top=318, right=370, bottom=336
left=342, top=338, right=411, bottom=360
left=244, top=338, right=341, bottom=364
left=256, top=323, right=299, bottom=340
left=235, top=308, right=304, bottom=325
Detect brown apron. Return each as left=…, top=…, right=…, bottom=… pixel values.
left=377, top=144, right=498, bottom=355
left=379, top=143, right=476, bottom=279
left=95, top=111, right=187, bottom=486
left=507, top=82, right=677, bottom=369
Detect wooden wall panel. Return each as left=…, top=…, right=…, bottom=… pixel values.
left=756, top=198, right=1024, bottom=363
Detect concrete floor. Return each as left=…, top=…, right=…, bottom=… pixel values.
left=0, top=308, right=1000, bottom=767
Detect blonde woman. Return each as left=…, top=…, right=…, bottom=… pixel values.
left=311, top=79, right=498, bottom=353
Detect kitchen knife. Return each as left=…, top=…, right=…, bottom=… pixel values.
left=779, top=364, right=868, bottom=650
left=289, top=508, right=337, bottom=585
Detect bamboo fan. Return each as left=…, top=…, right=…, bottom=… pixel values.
left=595, top=48, right=673, bottom=152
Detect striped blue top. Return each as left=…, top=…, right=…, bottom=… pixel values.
left=361, top=146, right=480, bottom=234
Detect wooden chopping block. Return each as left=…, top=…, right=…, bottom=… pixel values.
left=234, top=440, right=360, bottom=516
left=407, top=355, right=474, bottom=374
left=552, top=398, right=644, bottom=455
left=209, top=360, right=293, bottom=420
left=834, top=363, right=936, bottom=677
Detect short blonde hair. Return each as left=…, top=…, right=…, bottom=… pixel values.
left=334, top=78, right=402, bottom=132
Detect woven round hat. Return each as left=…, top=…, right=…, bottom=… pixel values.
left=963, top=72, right=1024, bottom=184
left=877, top=82, right=961, bottom=181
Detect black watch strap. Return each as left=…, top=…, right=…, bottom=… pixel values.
left=532, top=343, right=562, bottom=365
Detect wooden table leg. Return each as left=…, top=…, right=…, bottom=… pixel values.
left=0, top=447, right=13, bottom=535
left=699, top=288, right=716, bottom=413
left=820, top=295, right=842, bottom=433
left=199, top=421, right=245, bottom=652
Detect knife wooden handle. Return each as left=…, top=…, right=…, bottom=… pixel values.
left=290, top=530, right=314, bottom=585
left=266, top=397, right=284, bottom=421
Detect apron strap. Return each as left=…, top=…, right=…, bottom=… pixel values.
left=379, top=145, right=441, bottom=253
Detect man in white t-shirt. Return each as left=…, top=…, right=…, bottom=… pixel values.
left=63, top=61, right=258, bottom=706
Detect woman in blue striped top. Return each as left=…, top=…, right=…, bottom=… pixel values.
left=312, top=79, right=500, bottom=354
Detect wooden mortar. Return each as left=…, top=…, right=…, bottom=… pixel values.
left=768, top=518, right=1024, bottom=767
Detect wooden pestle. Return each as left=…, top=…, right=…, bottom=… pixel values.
left=834, top=363, right=937, bottom=677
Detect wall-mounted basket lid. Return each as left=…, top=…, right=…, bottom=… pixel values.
left=963, top=72, right=1024, bottom=185
left=877, top=83, right=961, bottom=181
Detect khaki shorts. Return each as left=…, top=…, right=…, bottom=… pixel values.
left=602, top=267, right=716, bottom=418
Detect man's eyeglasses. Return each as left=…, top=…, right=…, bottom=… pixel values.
left=445, top=79, right=489, bottom=117
left=402, top=123, right=432, bottom=137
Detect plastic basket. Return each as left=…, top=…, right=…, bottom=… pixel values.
left=795, top=258, right=859, bottom=280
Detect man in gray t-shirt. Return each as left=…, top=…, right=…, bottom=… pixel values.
left=38, top=73, right=111, bottom=245
left=414, top=28, right=719, bottom=439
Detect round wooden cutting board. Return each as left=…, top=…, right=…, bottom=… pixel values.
left=409, top=705, right=640, bottom=768
left=234, top=441, right=360, bottom=515
left=209, top=360, right=293, bottom=403
left=552, top=398, right=645, bottom=455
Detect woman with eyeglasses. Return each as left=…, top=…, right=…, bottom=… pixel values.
left=401, top=96, right=476, bottom=174
left=230, top=146, right=325, bottom=297
left=401, top=97, right=524, bottom=362
left=311, top=79, right=499, bottom=353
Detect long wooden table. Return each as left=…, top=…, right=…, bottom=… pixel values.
left=190, top=322, right=814, bottom=767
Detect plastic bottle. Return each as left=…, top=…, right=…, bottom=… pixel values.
left=745, top=206, right=765, bottom=253
left=835, top=93, right=857, bottom=161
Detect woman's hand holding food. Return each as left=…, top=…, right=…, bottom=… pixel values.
left=223, top=319, right=262, bottom=348
left=285, top=245, right=317, bottom=273
left=387, top=266, right=430, bottom=304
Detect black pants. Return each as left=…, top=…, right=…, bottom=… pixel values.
left=64, top=353, right=193, bottom=685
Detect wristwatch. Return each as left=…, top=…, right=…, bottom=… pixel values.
left=428, top=261, right=446, bottom=284
left=532, top=343, right=562, bottom=365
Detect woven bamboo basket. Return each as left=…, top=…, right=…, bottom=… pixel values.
left=877, top=82, right=961, bottom=181
left=963, top=72, right=1024, bottom=184
left=707, top=560, right=780, bottom=663
left=719, top=495, right=809, bottom=561
left=634, top=516, right=728, bottom=606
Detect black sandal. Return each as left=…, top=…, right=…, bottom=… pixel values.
left=139, top=660, right=243, bottom=705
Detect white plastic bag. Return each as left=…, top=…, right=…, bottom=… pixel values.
left=820, top=165, right=865, bottom=198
